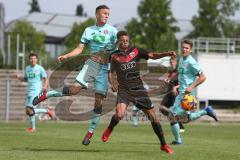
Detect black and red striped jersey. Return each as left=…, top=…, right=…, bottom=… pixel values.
left=110, top=46, right=149, bottom=89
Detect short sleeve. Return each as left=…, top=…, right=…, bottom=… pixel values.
left=80, top=29, right=90, bottom=44
left=106, top=27, right=118, bottom=52
left=110, top=56, right=117, bottom=72
left=191, top=61, right=202, bottom=76
left=24, top=67, right=28, bottom=81
left=138, top=48, right=149, bottom=60
left=111, top=27, right=118, bottom=43
left=40, top=66, right=47, bottom=79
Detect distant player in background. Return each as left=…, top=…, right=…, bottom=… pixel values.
left=132, top=78, right=149, bottom=127
left=101, top=31, right=176, bottom=154
left=168, top=39, right=218, bottom=145
left=32, top=5, right=117, bottom=145
left=159, top=56, right=185, bottom=132
left=17, top=53, right=53, bottom=132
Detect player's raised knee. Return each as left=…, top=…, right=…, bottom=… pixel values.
left=116, top=113, right=124, bottom=120
left=25, top=107, right=35, bottom=116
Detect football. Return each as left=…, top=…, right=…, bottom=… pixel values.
left=181, top=94, right=198, bottom=111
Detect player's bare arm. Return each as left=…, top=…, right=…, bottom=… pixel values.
left=58, top=43, right=85, bottom=63
left=148, top=51, right=176, bottom=59
left=108, top=71, right=118, bottom=92
left=185, top=72, right=206, bottom=93
left=16, top=74, right=26, bottom=82
left=42, top=77, right=48, bottom=91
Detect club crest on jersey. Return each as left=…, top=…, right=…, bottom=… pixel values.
left=183, top=63, right=189, bottom=68
left=103, top=29, right=109, bottom=34
left=129, top=52, right=135, bottom=58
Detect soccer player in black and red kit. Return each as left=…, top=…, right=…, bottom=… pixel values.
left=101, top=31, right=176, bottom=154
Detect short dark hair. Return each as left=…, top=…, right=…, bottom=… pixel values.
left=29, top=52, right=38, bottom=59
left=95, top=5, right=109, bottom=13
left=182, top=39, right=193, bottom=48
left=117, top=30, right=129, bottom=39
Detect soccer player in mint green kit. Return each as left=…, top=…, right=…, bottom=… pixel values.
left=17, top=53, right=53, bottom=132
left=33, top=5, right=117, bottom=145
left=169, top=39, right=218, bottom=145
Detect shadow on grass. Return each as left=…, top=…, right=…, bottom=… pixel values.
left=109, top=141, right=159, bottom=146
left=11, top=147, right=157, bottom=153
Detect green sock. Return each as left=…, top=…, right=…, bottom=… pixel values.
left=171, top=123, right=182, bottom=143
left=46, top=90, right=63, bottom=98
left=29, top=115, right=36, bottom=129
left=189, top=110, right=207, bottom=121
left=34, top=108, right=47, bottom=114
left=88, top=109, right=101, bottom=133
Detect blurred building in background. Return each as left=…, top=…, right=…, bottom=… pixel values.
left=5, top=12, right=87, bottom=58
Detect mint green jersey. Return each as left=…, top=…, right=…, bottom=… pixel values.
left=80, top=24, right=118, bottom=53
left=24, top=64, right=47, bottom=95
left=177, top=55, right=202, bottom=93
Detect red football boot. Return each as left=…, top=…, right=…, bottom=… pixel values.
left=161, top=144, right=174, bottom=154
left=101, top=128, right=112, bottom=142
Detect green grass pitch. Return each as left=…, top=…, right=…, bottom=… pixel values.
left=0, top=122, right=240, bottom=160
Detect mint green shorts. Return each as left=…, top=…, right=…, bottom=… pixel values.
left=76, top=59, right=109, bottom=96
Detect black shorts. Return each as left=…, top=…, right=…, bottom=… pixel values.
left=117, top=86, right=153, bottom=110
left=161, top=92, right=176, bottom=108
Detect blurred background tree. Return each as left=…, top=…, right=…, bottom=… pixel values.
left=126, top=0, right=179, bottom=51
left=188, top=0, right=240, bottom=38
left=6, top=21, right=47, bottom=68
left=59, top=18, right=96, bottom=70
left=28, top=0, right=41, bottom=13
left=64, top=18, right=95, bottom=54
left=76, top=4, right=87, bottom=17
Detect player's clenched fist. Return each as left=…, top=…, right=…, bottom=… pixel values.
left=168, top=51, right=176, bottom=57
left=58, top=55, right=68, bottom=63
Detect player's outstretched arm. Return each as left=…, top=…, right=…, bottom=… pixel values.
left=42, top=77, right=48, bottom=91
left=108, top=71, right=118, bottom=92
left=16, top=74, right=26, bottom=82
left=58, top=44, right=85, bottom=63
left=148, top=51, right=176, bottom=60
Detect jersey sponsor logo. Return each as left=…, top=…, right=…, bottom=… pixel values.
left=93, top=34, right=105, bottom=43
left=103, top=29, right=109, bottom=34
left=178, top=67, right=184, bottom=74
left=182, top=63, right=189, bottom=68
left=28, top=72, right=36, bottom=78
left=129, top=52, right=136, bottom=58
left=120, top=61, right=136, bottom=70
left=35, top=69, right=40, bottom=74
